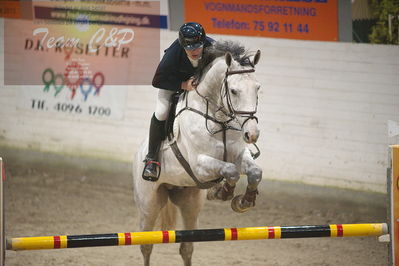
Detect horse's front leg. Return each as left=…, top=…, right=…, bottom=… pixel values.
left=231, top=148, right=263, bottom=213
left=193, top=154, right=240, bottom=201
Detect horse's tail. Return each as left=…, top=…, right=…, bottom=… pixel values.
left=157, top=199, right=178, bottom=231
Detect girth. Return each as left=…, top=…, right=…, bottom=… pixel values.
left=167, top=91, right=222, bottom=189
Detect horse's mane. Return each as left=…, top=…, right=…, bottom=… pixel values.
left=193, top=41, right=254, bottom=85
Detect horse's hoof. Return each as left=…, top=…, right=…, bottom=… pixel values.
left=207, top=183, right=234, bottom=201
left=207, top=183, right=222, bottom=200
left=231, top=195, right=251, bottom=213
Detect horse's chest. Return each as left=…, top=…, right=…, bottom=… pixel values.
left=204, top=139, right=243, bottom=162
left=211, top=141, right=224, bottom=155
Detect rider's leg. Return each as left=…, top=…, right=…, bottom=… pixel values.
left=144, top=114, right=165, bottom=160
left=142, top=89, right=174, bottom=181
left=154, top=89, right=175, bottom=121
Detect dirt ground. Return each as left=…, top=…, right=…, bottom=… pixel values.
left=3, top=160, right=389, bottom=266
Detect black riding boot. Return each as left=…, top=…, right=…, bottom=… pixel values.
left=142, top=114, right=166, bottom=181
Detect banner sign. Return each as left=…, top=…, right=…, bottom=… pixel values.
left=185, top=0, right=338, bottom=41
left=4, top=1, right=162, bottom=120
left=5, top=1, right=160, bottom=86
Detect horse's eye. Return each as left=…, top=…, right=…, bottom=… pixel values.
left=231, top=89, right=238, bottom=95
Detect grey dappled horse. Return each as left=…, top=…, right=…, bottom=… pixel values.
left=133, top=41, right=262, bottom=266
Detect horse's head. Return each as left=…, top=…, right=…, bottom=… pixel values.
left=221, top=50, right=261, bottom=144
left=194, top=42, right=261, bottom=144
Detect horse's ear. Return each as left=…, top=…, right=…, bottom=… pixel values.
left=225, top=52, right=232, bottom=67
left=253, top=50, right=261, bottom=66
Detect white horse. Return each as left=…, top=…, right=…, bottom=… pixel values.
left=133, top=42, right=262, bottom=266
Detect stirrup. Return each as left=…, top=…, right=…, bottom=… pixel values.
left=142, top=160, right=161, bottom=182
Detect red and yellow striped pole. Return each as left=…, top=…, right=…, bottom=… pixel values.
left=7, top=223, right=387, bottom=251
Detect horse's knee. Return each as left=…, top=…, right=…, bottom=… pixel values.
left=221, top=163, right=240, bottom=184
left=247, top=166, right=262, bottom=189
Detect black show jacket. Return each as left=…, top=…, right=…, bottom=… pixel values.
left=152, top=37, right=214, bottom=91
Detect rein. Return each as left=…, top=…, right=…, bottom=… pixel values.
left=168, top=67, right=260, bottom=189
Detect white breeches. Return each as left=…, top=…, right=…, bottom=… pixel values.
left=154, top=89, right=175, bottom=121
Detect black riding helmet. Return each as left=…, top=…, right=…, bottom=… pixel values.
left=178, top=22, right=206, bottom=50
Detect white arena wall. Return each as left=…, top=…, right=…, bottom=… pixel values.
left=1, top=26, right=399, bottom=193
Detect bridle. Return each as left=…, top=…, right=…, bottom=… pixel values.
left=222, top=68, right=258, bottom=131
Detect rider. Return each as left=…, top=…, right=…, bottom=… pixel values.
left=142, top=22, right=215, bottom=181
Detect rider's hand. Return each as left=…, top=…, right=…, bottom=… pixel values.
left=181, top=77, right=195, bottom=91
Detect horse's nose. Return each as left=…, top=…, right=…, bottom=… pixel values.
left=243, top=129, right=259, bottom=144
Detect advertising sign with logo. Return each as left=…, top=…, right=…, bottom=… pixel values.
left=185, top=0, right=338, bottom=41
left=4, top=1, right=162, bottom=119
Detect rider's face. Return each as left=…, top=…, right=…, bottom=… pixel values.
left=185, top=47, right=203, bottom=60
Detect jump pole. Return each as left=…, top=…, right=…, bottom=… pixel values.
left=6, top=223, right=387, bottom=251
